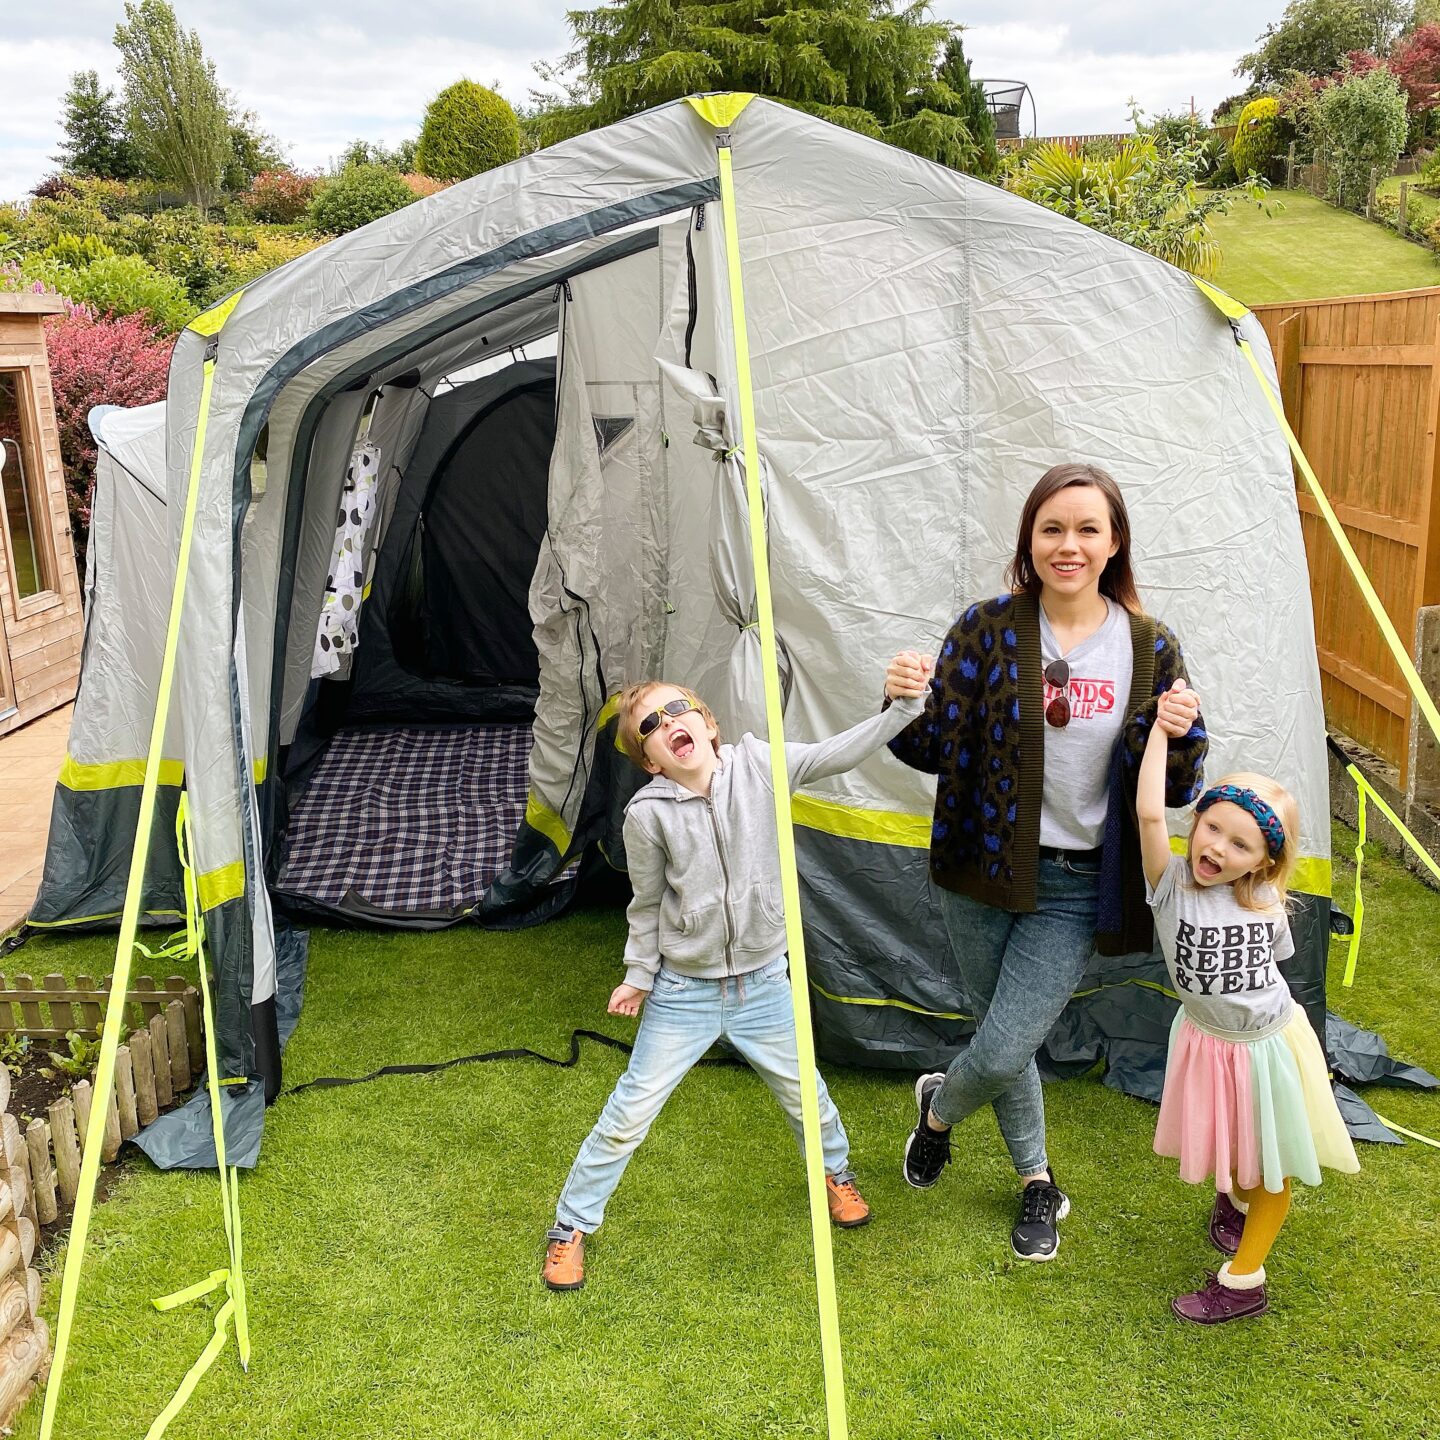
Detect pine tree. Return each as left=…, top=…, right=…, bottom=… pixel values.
left=532, top=0, right=984, bottom=171
left=55, top=71, right=140, bottom=180
left=932, top=33, right=995, bottom=174
left=114, top=0, right=231, bottom=208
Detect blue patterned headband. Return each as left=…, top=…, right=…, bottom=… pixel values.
left=1195, top=784, right=1287, bottom=858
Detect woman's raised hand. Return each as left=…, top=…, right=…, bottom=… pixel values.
left=1155, top=677, right=1200, bottom=738
left=886, top=650, right=932, bottom=700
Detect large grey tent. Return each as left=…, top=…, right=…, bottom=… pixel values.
left=27, top=94, right=1375, bottom=1151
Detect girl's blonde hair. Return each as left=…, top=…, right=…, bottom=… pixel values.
left=617, top=681, right=722, bottom=769
left=1187, top=770, right=1301, bottom=911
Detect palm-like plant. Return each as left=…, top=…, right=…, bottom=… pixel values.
left=1004, top=133, right=1266, bottom=279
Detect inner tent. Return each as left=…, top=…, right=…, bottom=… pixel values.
left=267, top=216, right=729, bottom=926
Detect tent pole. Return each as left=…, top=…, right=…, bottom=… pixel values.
left=691, top=93, right=850, bottom=1440
left=38, top=301, right=237, bottom=1438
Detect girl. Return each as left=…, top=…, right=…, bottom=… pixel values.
left=1137, top=693, right=1358, bottom=1322
left=889, top=462, right=1207, bottom=1261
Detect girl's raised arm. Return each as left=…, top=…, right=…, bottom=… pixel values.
left=1137, top=698, right=1177, bottom=890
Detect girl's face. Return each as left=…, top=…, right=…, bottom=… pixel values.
left=1190, top=802, right=1269, bottom=887
left=1029, top=485, right=1119, bottom=604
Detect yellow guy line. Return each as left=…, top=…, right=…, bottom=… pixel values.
left=1192, top=277, right=1440, bottom=752
left=694, top=92, right=849, bottom=1440
left=40, top=345, right=223, bottom=1440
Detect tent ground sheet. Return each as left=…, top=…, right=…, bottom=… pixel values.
left=276, top=724, right=534, bottom=915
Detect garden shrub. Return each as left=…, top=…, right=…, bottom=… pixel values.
left=1419, top=149, right=1440, bottom=192
left=223, top=231, right=328, bottom=287
left=414, top=80, right=521, bottom=181
left=241, top=169, right=319, bottom=224
left=24, top=252, right=196, bottom=332
left=42, top=305, right=172, bottom=557
left=42, top=233, right=117, bottom=267
left=307, top=165, right=416, bottom=235
left=1312, top=65, right=1409, bottom=210
left=142, top=210, right=231, bottom=305
left=400, top=172, right=450, bottom=199
left=1232, top=97, right=1284, bottom=178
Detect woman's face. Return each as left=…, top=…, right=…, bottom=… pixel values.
left=1029, top=485, right=1119, bottom=604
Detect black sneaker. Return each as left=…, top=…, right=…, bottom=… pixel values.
left=902, top=1072, right=951, bottom=1189
left=1011, top=1174, right=1070, bottom=1261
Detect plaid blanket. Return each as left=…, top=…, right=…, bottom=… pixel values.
left=277, top=724, right=536, bottom=914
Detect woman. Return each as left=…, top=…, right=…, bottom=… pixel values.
left=883, top=462, right=1207, bottom=1260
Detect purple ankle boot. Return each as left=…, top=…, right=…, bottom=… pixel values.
left=1172, top=1265, right=1269, bottom=1324
left=1208, top=1193, right=1246, bottom=1256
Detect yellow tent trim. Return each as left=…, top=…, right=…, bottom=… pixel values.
left=791, top=793, right=930, bottom=848
left=59, top=755, right=269, bottom=790
left=524, top=794, right=572, bottom=855
left=685, top=93, right=755, bottom=128
left=187, top=289, right=245, bottom=337
left=1190, top=276, right=1249, bottom=320
left=197, top=861, right=245, bottom=911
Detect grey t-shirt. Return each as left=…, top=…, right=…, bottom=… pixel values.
left=1147, top=854, right=1295, bottom=1034
left=1039, top=598, right=1134, bottom=849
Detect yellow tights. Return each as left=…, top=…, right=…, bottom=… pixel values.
left=1231, top=1179, right=1291, bottom=1276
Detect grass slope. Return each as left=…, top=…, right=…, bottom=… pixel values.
left=1210, top=189, right=1440, bottom=305
left=15, top=823, right=1440, bottom=1440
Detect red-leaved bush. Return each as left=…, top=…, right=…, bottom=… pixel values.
left=43, top=304, right=172, bottom=569
left=240, top=169, right=319, bottom=223
left=1391, top=25, right=1440, bottom=112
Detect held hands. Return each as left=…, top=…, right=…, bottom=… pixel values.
left=1155, top=677, right=1200, bottom=738
left=607, top=983, right=647, bottom=1017
left=885, top=650, right=933, bottom=700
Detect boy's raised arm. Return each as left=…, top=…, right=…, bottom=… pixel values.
left=783, top=680, right=926, bottom=789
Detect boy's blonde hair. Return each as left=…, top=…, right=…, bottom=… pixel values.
left=1187, top=770, right=1301, bottom=911
left=616, top=681, right=722, bottom=769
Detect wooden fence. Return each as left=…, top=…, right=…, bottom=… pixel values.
left=1252, top=290, right=1440, bottom=773
left=0, top=973, right=195, bottom=1040
left=0, top=1068, right=48, bottom=1428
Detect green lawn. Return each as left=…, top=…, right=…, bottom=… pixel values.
left=15, top=822, right=1440, bottom=1440
left=1209, top=188, right=1440, bottom=305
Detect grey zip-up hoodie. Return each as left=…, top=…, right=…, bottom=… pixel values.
left=621, top=694, right=925, bottom=990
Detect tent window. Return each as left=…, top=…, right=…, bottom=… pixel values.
left=0, top=371, right=53, bottom=601
left=593, top=414, right=634, bottom=459
left=249, top=423, right=269, bottom=498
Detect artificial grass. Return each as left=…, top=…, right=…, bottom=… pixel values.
left=1209, top=188, right=1440, bottom=305
left=13, top=821, right=1440, bottom=1440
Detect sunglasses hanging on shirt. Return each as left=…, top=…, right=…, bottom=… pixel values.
left=1044, top=659, right=1071, bottom=729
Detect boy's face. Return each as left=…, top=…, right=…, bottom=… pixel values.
left=633, top=685, right=719, bottom=782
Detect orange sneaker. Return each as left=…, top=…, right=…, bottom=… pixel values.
left=826, top=1175, right=872, bottom=1228
left=542, top=1226, right=586, bottom=1290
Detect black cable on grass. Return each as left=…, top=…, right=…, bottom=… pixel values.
left=280, top=1027, right=741, bottom=1099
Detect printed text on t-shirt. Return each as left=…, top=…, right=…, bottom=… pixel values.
left=1173, top=917, right=1280, bottom=996
left=1043, top=677, right=1116, bottom=722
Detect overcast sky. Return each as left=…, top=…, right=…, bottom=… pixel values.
left=0, top=1, right=1277, bottom=202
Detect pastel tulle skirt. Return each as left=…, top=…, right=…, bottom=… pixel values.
left=1154, top=1005, right=1359, bottom=1192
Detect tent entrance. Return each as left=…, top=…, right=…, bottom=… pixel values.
left=273, top=357, right=566, bottom=926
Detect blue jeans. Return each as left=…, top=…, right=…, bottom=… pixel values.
left=931, top=855, right=1101, bottom=1178
left=555, top=954, right=852, bottom=1233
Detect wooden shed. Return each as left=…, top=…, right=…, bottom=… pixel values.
left=0, top=294, right=83, bottom=737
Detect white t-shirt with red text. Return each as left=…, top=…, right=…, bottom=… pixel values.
left=1038, top=598, right=1133, bottom=850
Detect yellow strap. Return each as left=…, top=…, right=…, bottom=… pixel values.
left=39, top=351, right=221, bottom=1440
left=715, top=134, right=848, bottom=1439
left=1372, top=1112, right=1440, bottom=1149
left=143, top=1296, right=236, bottom=1440
left=1343, top=771, right=1367, bottom=988
left=153, top=1269, right=228, bottom=1312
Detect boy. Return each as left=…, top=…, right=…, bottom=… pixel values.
left=543, top=662, right=928, bottom=1290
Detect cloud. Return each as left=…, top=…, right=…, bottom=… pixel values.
left=965, top=22, right=1246, bottom=133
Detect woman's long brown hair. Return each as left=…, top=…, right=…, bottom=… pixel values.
left=1005, top=462, right=1142, bottom=614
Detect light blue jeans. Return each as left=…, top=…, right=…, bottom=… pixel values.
left=555, top=954, right=852, bottom=1234
left=932, top=854, right=1101, bottom=1178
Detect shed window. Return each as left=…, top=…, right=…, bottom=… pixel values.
left=0, top=371, right=51, bottom=600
